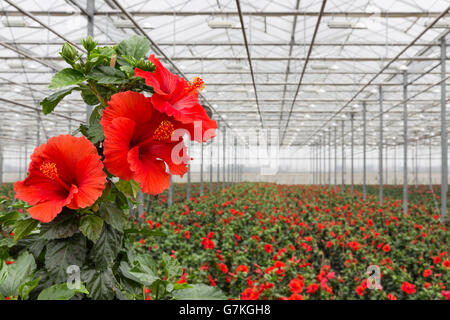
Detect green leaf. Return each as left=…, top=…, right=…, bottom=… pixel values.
left=90, top=224, right=122, bottom=270
left=14, top=218, right=39, bottom=243
left=87, top=65, right=127, bottom=84
left=39, top=209, right=79, bottom=240
left=162, top=252, right=182, bottom=280
left=45, top=233, right=87, bottom=282
left=83, top=268, right=115, bottom=300
left=86, top=122, right=105, bottom=144
left=0, top=251, right=36, bottom=297
left=0, top=211, right=21, bottom=226
left=116, top=35, right=150, bottom=61
left=37, top=283, right=88, bottom=300
left=81, top=88, right=101, bottom=106
left=172, top=283, right=192, bottom=291
left=0, top=238, right=14, bottom=248
left=172, top=284, right=227, bottom=300
left=127, top=254, right=159, bottom=287
left=18, top=277, right=40, bottom=300
left=40, top=86, right=79, bottom=115
left=89, top=104, right=103, bottom=125
left=49, top=68, right=86, bottom=89
left=99, top=202, right=128, bottom=232
left=79, top=215, right=104, bottom=243
left=116, top=179, right=141, bottom=198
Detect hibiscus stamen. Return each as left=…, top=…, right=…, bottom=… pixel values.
left=39, top=161, right=71, bottom=191
left=153, top=120, right=175, bottom=142
left=40, top=161, right=58, bottom=180
left=186, top=77, right=205, bottom=93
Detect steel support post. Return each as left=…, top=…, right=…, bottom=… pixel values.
left=403, top=71, right=408, bottom=216
left=363, top=101, right=367, bottom=200
left=223, top=126, right=226, bottom=190
left=86, top=0, right=95, bottom=123
left=429, top=136, right=432, bottom=190
left=168, top=175, right=173, bottom=207
left=341, top=120, right=345, bottom=192
left=351, top=113, right=354, bottom=196
left=209, top=143, right=213, bottom=193
left=334, top=126, right=337, bottom=192
left=328, top=130, right=331, bottom=189
left=440, top=37, right=447, bottom=222
left=200, top=142, right=204, bottom=196
left=379, top=85, right=384, bottom=205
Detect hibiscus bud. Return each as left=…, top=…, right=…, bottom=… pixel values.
left=92, top=204, right=99, bottom=212
left=82, top=36, right=97, bottom=52
left=60, top=42, right=78, bottom=63
left=136, top=58, right=155, bottom=72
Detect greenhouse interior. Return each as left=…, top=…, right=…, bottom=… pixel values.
left=0, top=0, right=449, bottom=303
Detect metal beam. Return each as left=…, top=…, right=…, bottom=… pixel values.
left=403, top=71, right=408, bottom=216
left=235, top=0, right=264, bottom=128
left=1, top=10, right=448, bottom=18
left=379, top=86, right=384, bottom=205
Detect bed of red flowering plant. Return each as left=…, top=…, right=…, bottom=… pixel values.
left=137, top=182, right=449, bottom=300
left=0, top=35, right=225, bottom=300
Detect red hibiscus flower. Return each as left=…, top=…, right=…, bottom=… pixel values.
left=218, top=263, right=229, bottom=274
left=236, top=265, right=249, bottom=273
left=423, top=269, right=432, bottom=278
left=264, top=243, right=273, bottom=253
left=288, top=293, right=304, bottom=300
left=306, top=283, right=319, bottom=294
left=134, top=55, right=217, bottom=140
left=289, top=278, right=304, bottom=293
left=14, top=135, right=106, bottom=223
left=401, top=282, right=416, bottom=295
left=382, top=244, right=391, bottom=252
left=101, top=91, right=193, bottom=195
left=387, top=293, right=397, bottom=300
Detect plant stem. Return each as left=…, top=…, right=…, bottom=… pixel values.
left=88, top=80, right=108, bottom=109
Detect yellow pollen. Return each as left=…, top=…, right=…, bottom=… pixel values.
left=187, top=76, right=205, bottom=93
left=153, top=120, right=175, bottom=142
left=40, top=161, right=58, bottom=180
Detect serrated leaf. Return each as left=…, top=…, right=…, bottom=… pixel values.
left=0, top=251, right=36, bottom=297
left=172, top=284, right=227, bottom=300
left=99, top=202, right=128, bottom=232
left=49, top=68, right=86, bottom=89
left=40, top=86, right=79, bottom=115
left=39, top=210, right=79, bottom=240
left=86, top=122, right=105, bottom=144
left=162, top=252, right=182, bottom=280
left=79, top=215, right=103, bottom=243
left=82, top=268, right=115, bottom=300
left=18, top=277, right=40, bottom=300
left=87, top=65, right=127, bottom=84
left=14, top=218, right=39, bottom=243
left=116, top=35, right=150, bottom=61
left=37, top=283, right=88, bottom=300
left=45, top=233, right=87, bottom=283
left=90, top=224, right=122, bottom=270
left=127, top=254, right=159, bottom=287
left=0, top=211, right=21, bottom=226
left=116, top=179, right=140, bottom=198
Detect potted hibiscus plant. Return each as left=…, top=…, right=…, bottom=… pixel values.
left=0, top=35, right=225, bottom=300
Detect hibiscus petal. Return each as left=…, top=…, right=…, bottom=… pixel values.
left=127, top=146, right=170, bottom=195
left=13, top=174, right=68, bottom=206
left=103, top=117, right=136, bottom=180
left=27, top=184, right=78, bottom=223
left=142, top=141, right=188, bottom=177
left=101, top=91, right=153, bottom=127
left=68, top=154, right=107, bottom=209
